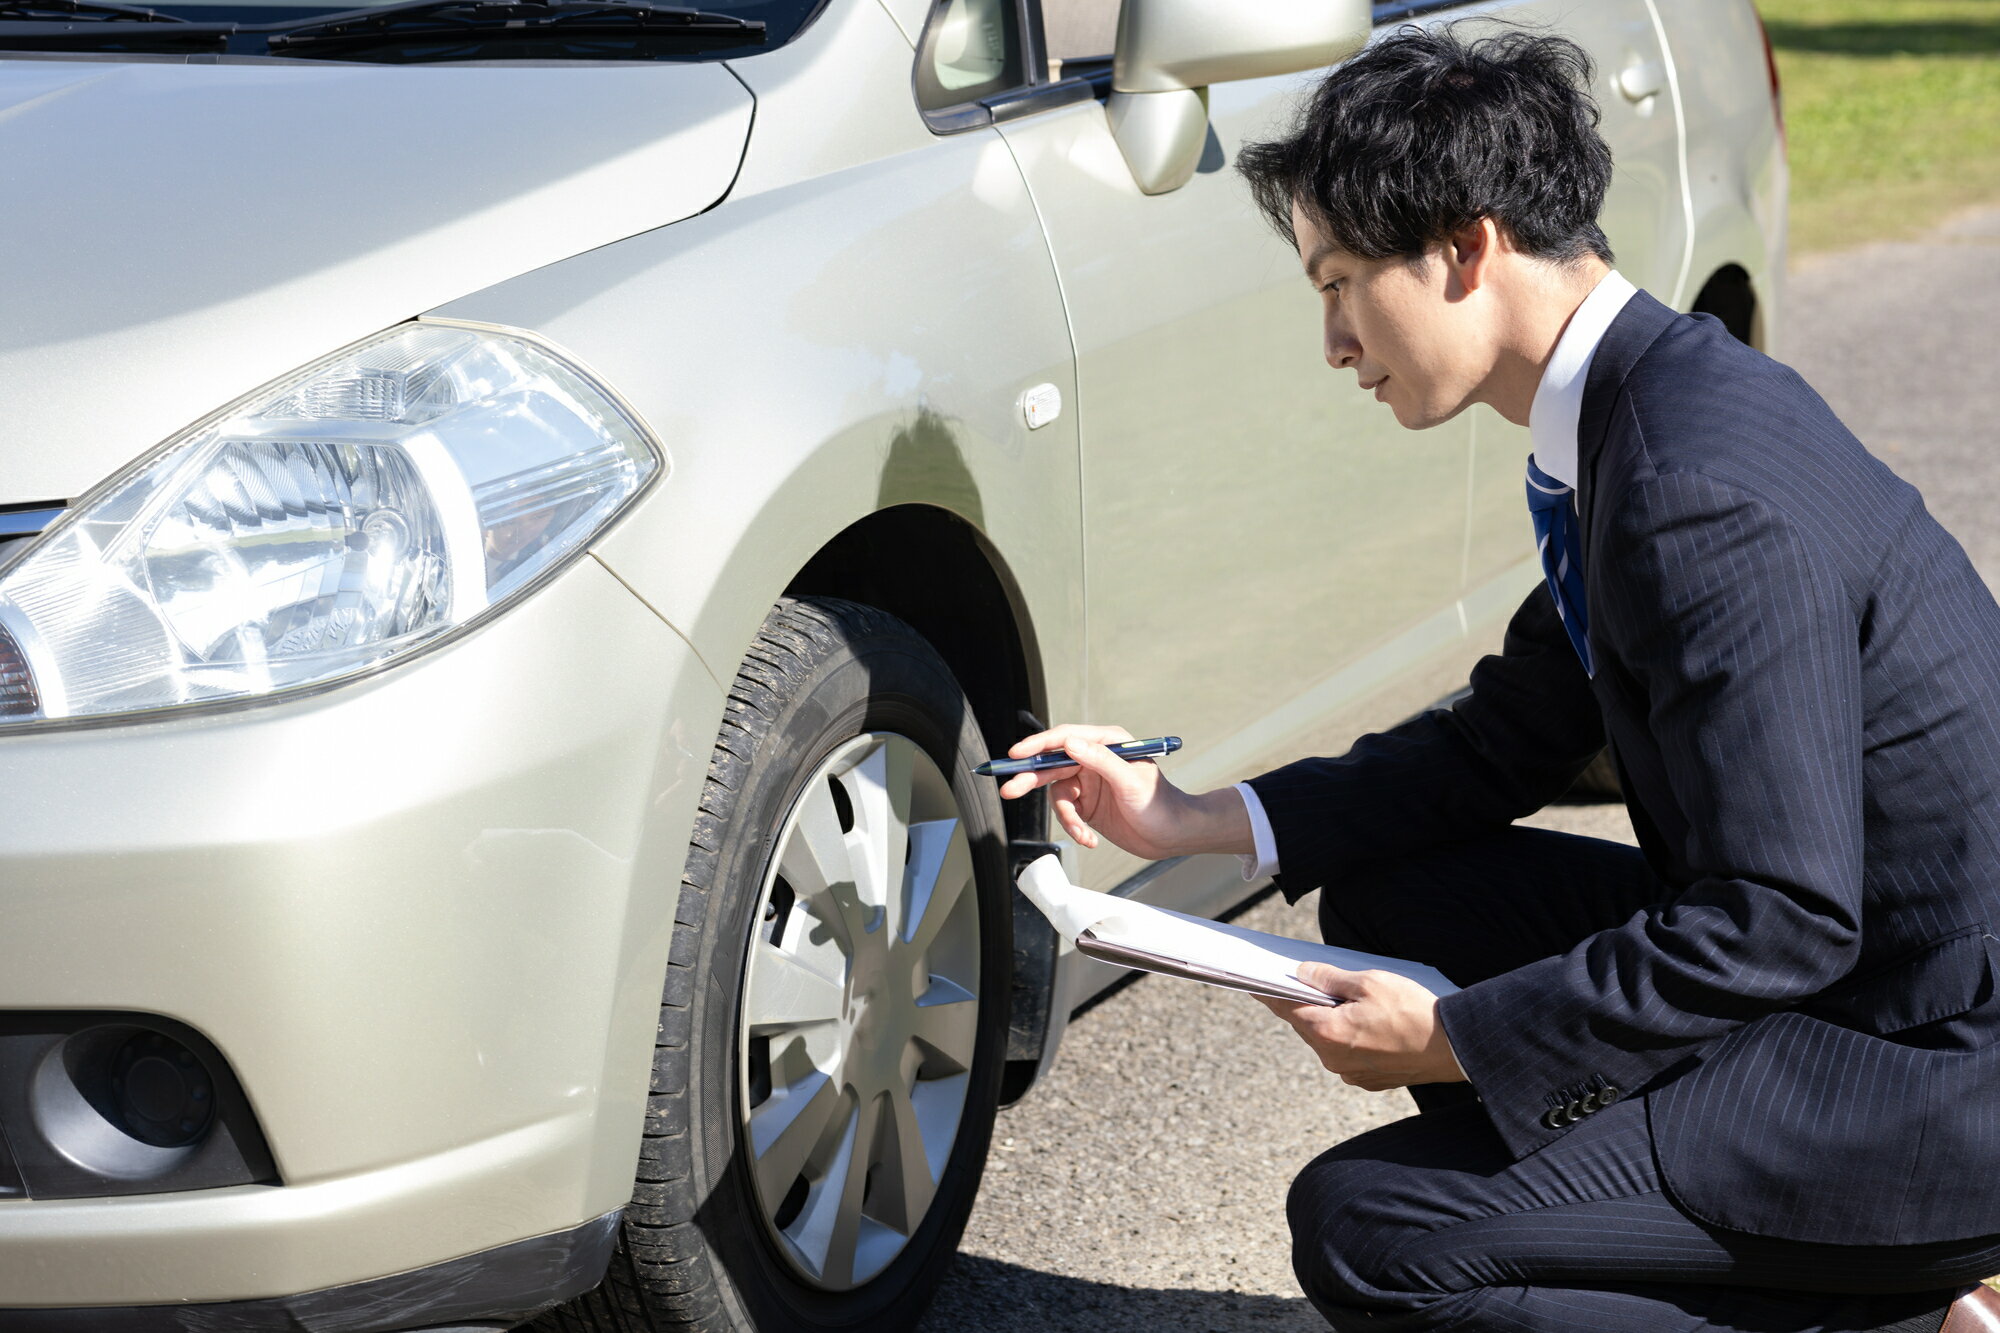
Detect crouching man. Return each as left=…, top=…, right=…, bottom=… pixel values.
left=1003, top=24, right=2000, bottom=1333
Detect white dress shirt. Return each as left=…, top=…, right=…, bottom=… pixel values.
left=1233, top=269, right=1639, bottom=883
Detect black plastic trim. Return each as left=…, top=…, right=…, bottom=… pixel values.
left=985, top=75, right=1092, bottom=123
left=923, top=99, right=992, bottom=133
left=1057, top=52, right=1111, bottom=97
left=1373, top=0, right=1472, bottom=23
left=0, top=1121, right=24, bottom=1198
left=0, top=1209, right=621, bottom=1332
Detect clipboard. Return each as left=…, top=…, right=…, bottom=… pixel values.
left=1017, top=854, right=1456, bottom=1009
left=1074, top=929, right=1345, bottom=1007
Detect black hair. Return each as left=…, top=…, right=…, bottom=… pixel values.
left=1237, top=23, right=1615, bottom=266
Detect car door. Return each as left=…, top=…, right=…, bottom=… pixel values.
left=1455, top=0, right=1691, bottom=607
left=1000, top=16, right=1474, bottom=891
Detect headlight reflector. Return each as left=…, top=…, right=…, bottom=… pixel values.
left=0, top=322, right=659, bottom=723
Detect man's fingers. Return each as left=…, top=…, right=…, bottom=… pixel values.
left=1063, top=738, right=1149, bottom=792
left=1296, top=961, right=1369, bottom=1002
left=1008, top=723, right=1135, bottom=759
left=1051, top=794, right=1099, bottom=848
left=997, top=765, right=1077, bottom=800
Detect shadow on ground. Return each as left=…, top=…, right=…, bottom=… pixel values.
left=1764, top=19, right=2000, bottom=59
left=919, top=1254, right=1326, bottom=1332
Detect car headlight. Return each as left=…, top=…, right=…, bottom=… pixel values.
left=0, top=321, right=661, bottom=724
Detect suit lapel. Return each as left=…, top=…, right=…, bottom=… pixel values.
left=1572, top=290, right=1688, bottom=875
left=1576, top=289, right=1679, bottom=544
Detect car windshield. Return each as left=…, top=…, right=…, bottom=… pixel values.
left=0, top=0, right=827, bottom=61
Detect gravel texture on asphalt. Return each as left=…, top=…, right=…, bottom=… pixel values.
left=917, top=203, right=2000, bottom=1332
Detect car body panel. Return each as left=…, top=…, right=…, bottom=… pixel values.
left=998, top=71, right=1472, bottom=897
left=0, top=57, right=752, bottom=505
left=431, top=16, right=1088, bottom=747
left=724, top=0, right=937, bottom=199
left=1650, top=0, right=1789, bottom=351
left=0, top=557, right=720, bottom=1301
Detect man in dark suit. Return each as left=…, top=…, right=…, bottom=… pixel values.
left=1000, top=24, right=2000, bottom=1333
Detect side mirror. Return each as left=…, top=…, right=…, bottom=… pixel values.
left=1108, top=0, right=1372, bottom=195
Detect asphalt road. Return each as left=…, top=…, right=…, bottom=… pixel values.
left=916, top=202, right=2000, bottom=1332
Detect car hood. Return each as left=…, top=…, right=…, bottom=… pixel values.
left=0, top=57, right=754, bottom=503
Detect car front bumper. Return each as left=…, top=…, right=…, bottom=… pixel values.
left=0, top=554, right=722, bottom=1313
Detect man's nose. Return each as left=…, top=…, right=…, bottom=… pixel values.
left=1324, top=315, right=1360, bottom=370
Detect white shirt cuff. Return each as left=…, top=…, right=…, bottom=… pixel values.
left=1233, top=781, right=1281, bottom=882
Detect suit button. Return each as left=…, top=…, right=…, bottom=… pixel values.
left=1566, top=1099, right=1589, bottom=1120
left=1598, top=1084, right=1622, bottom=1106
left=1542, top=1107, right=1570, bottom=1129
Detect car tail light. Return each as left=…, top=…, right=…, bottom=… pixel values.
left=1753, top=1, right=1786, bottom=151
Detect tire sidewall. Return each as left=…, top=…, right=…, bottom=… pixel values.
left=688, top=608, right=1011, bottom=1332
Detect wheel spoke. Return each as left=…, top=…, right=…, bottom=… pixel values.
left=873, top=1081, right=940, bottom=1235
left=748, top=1068, right=841, bottom=1206
left=782, top=1092, right=859, bottom=1282
left=786, top=779, right=881, bottom=962
left=817, top=1091, right=882, bottom=1288
left=744, top=940, right=844, bottom=1037
left=911, top=976, right=978, bottom=1073
left=901, top=816, right=972, bottom=952
left=842, top=740, right=911, bottom=929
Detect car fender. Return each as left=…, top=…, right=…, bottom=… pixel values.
left=429, top=131, right=1086, bottom=757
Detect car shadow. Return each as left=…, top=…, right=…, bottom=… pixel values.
left=919, top=1253, right=1328, bottom=1332
left=1763, top=18, right=2000, bottom=59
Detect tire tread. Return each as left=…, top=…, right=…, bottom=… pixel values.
left=531, top=597, right=899, bottom=1333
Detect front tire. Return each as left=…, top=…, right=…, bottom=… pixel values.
left=540, top=596, right=1011, bottom=1333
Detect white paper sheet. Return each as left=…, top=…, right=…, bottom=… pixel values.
left=1017, top=854, right=1458, bottom=1005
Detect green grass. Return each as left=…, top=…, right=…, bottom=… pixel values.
left=1757, top=0, right=2000, bottom=253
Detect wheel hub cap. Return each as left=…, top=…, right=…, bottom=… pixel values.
left=737, top=733, right=980, bottom=1291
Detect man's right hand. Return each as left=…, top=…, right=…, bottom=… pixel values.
left=996, top=723, right=1253, bottom=862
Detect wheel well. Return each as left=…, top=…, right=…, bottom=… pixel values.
left=1691, top=264, right=1760, bottom=348
left=786, top=505, right=1044, bottom=776
left=787, top=506, right=1056, bottom=1097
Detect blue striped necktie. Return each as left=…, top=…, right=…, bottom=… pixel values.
left=1526, top=454, right=1594, bottom=678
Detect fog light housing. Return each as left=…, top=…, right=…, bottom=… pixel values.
left=0, top=1013, right=273, bottom=1198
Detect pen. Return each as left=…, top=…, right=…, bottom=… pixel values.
left=974, top=735, right=1183, bottom=778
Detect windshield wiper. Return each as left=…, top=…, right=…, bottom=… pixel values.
left=0, top=0, right=185, bottom=20
left=0, top=0, right=760, bottom=52
left=264, top=0, right=763, bottom=51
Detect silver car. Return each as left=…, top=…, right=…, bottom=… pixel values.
left=0, top=0, right=1785, bottom=1327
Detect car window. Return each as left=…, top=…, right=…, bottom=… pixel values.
left=1039, top=0, right=1114, bottom=63
left=914, top=0, right=1028, bottom=111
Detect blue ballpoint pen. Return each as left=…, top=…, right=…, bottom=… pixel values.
left=974, top=735, right=1183, bottom=778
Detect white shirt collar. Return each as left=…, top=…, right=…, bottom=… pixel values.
left=1528, top=269, right=1638, bottom=489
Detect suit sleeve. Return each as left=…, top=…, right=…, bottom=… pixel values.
left=1243, top=581, right=1605, bottom=902
left=1437, top=471, right=1866, bottom=1159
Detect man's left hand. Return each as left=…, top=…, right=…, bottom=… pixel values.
left=1256, top=963, right=1467, bottom=1091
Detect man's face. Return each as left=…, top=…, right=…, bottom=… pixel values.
left=1292, top=201, right=1492, bottom=431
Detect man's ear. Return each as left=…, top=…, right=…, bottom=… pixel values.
left=1443, top=217, right=1501, bottom=297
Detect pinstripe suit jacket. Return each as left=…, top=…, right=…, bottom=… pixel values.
left=1247, top=290, right=2000, bottom=1247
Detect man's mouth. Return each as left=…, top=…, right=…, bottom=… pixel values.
left=1362, top=375, right=1389, bottom=398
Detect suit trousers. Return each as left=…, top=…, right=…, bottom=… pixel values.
left=1286, top=825, right=2000, bottom=1333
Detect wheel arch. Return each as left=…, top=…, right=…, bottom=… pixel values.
left=784, top=504, right=1063, bottom=1101
left=787, top=504, right=1046, bottom=781
left=1690, top=262, right=1762, bottom=349
left=1681, top=194, right=1784, bottom=355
